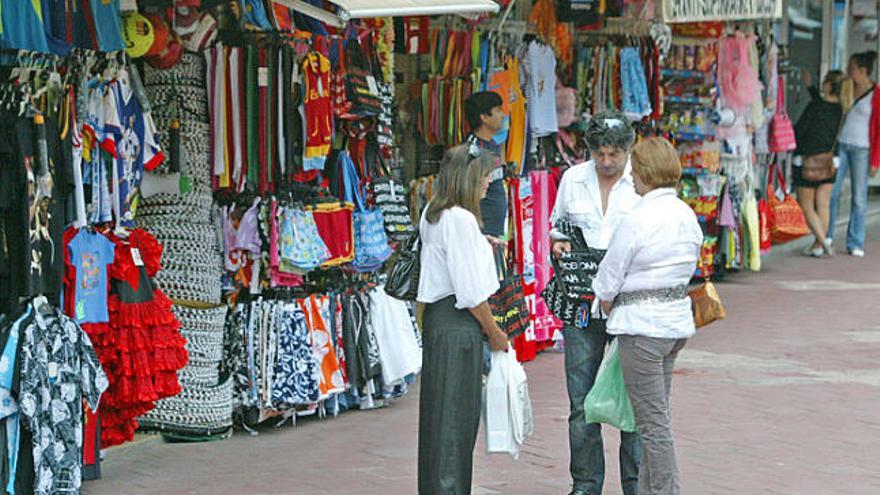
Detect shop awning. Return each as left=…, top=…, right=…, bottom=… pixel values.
left=329, top=0, right=500, bottom=19
left=274, top=0, right=499, bottom=29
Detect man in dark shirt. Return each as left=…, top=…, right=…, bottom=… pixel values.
left=464, top=91, right=507, bottom=242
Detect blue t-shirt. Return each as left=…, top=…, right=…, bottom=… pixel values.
left=0, top=0, right=50, bottom=52
left=89, top=0, right=124, bottom=51
left=68, top=229, right=115, bottom=324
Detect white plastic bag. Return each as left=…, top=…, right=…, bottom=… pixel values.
left=508, top=351, right=533, bottom=450
left=483, top=346, right=533, bottom=459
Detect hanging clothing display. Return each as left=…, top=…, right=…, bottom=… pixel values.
left=523, top=40, right=559, bottom=138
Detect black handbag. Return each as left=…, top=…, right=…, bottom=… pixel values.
left=541, top=220, right=606, bottom=328
left=384, top=231, right=421, bottom=301
left=488, top=248, right=529, bottom=337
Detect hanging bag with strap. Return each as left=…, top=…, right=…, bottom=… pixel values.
left=344, top=30, right=382, bottom=118
left=767, top=158, right=809, bottom=244
left=769, top=76, right=797, bottom=152
left=341, top=151, right=392, bottom=271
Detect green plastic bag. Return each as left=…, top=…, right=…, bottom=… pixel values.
left=583, top=340, right=637, bottom=432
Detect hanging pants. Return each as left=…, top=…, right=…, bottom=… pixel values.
left=418, top=296, right=483, bottom=495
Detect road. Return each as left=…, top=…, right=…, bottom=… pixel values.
left=85, top=236, right=880, bottom=495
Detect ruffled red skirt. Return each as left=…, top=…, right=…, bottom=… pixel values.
left=68, top=228, right=190, bottom=448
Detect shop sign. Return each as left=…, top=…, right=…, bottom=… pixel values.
left=662, top=0, right=782, bottom=23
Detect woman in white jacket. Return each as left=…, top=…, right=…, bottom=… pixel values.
left=416, top=145, right=509, bottom=494
left=593, top=137, right=703, bottom=495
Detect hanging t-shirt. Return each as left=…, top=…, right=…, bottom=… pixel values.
left=523, top=42, right=558, bottom=137
left=302, top=51, right=332, bottom=170
left=67, top=229, right=115, bottom=324
left=505, top=57, right=528, bottom=174
left=0, top=0, right=49, bottom=52
left=487, top=68, right=513, bottom=145
left=113, top=71, right=164, bottom=226
left=88, top=0, right=124, bottom=51
left=0, top=117, right=69, bottom=313
left=41, top=0, right=73, bottom=55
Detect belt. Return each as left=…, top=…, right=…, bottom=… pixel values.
left=614, top=285, right=689, bottom=308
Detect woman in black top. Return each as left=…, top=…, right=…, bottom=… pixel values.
left=793, top=70, right=845, bottom=257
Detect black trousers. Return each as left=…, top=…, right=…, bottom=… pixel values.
left=418, top=296, right=483, bottom=495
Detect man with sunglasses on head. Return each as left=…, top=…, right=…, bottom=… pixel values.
left=464, top=91, right=507, bottom=244
left=550, top=111, right=642, bottom=495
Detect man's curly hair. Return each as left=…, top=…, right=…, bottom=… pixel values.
left=584, top=110, right=636, bottom=152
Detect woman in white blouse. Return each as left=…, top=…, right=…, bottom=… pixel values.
left=593, top=137, right=703, bottom=495
left=416, top=145, right=509, bottom=495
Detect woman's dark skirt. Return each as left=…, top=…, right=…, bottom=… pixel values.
left=418, top=296, right=484, bottom=495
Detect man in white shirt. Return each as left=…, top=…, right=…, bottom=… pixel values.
left=549, top=111, right=641, bottom=495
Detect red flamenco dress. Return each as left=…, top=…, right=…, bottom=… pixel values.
left=95, top=229, right=189, bottom=447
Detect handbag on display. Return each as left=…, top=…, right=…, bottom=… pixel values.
left=371, top=176, right=416, bottom=242
left=343, top=33, right=382, bottom=118
left=766, top=161, right=809, bottom=244
left=541, top=220, right=606, bottom=328
left=689, top=280, right=727, bottom=329
left=384, top=230, right=420, bottom=301
left=757, top=195, right=773, bottom=253
left=340, top=151, right=392, bottom=272
left=769, top=76, right=797, bottom=152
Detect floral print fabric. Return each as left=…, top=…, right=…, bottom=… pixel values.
left=279, top=207, right=331, bottom=271
left=271, top=302, right=319, bottom=406
left=19, top=300, right=108, bottom=495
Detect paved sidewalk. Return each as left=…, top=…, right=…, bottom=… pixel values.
left=85, top=235, right=880, bottom=495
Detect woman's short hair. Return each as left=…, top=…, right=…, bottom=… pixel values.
left=631, top=137, right=682, bottom=190
left=425, top=145, right=498, bottom=225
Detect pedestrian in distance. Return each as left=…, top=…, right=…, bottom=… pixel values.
left=792, top=70, right=845, bottom=257
left=828, top=50, right=880, bottom=257
left=415, top=145, right=509, bottom=495
left=549, top=110, right=642, bottom=495
left=594, top=137, right=703, bottom=495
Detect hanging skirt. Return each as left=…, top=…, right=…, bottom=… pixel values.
left=418, top=296, right=483, bottom=495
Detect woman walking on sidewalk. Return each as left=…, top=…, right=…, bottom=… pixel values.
left=593, top=137, right=703, bottom=495
left=416, top=145, right=509, bottom=495
left=828, top=51, right=880, bottom=257
left=793, top=70, right=845, bottom=257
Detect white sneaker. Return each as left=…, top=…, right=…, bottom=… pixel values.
left=851, top=248, right=865, bottom=257
left=803, top=246, right=824, bottom=256
left=822, top=238, right=835, bottom=256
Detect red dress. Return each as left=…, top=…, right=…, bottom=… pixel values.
left=64, top=228, right=189, bottom=448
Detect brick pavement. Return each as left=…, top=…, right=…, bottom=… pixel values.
left=85, top=235, right=880, bottom=495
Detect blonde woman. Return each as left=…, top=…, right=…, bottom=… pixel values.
left=416, top=145, right=509, bottom=494
left=594, top=137, right=703, bottom=495
left=792, top=70, right=845, bottom=257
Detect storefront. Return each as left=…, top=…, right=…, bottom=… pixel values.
left=0, top=0, right=813, bottom=491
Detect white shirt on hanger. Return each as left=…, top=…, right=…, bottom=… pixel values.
left=593, top=188, right=704, bottom=339
left=523, top=41, right=559, bottom=138
left=417, top=206, right=499, bottom=310
left=549, top=159, right=639, bottom=250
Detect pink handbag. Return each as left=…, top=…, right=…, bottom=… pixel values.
left=769, top=76, right=797, bottom=152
